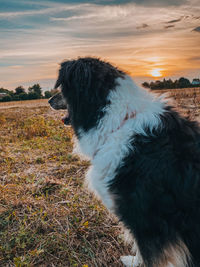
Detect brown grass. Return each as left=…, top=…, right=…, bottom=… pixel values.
left=0, top=104, right=130, bottom=267
left=0, top=88, right=199, bottom=267
left=0, top=99, right=49, bottom=110
left=155, top=87, right=200, bottom=121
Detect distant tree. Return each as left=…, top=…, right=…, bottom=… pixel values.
left=0, top=95, right=12, bottom=102
left=168, top=79, right=174, bottom=89
left=163, top=78, right=173, bottom=89
left=0, top=88, right=11, bottom=94
left=156, top=80, right=163, bottom=89
left=9, top=91, right=15, bottom=97
left=15, top=86, right=25, bottom=95
left=178, top=77, right=191, bottom=88
left=173, top=79, right=179, bottom=88
left=142, top=82, right=150, bottom=88
left=44, top=91, right=52, bottom=99
left=145, top=77, right=193, bottom=90
left=28, top=84, right=42, bottom=98
left=12, top=95, right=20, bottom=101
left=18, top=92, right=28, bottom=100
left=28, top=92, right=40, bottom=100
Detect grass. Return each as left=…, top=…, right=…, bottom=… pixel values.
left=0, top=87, right=199, bottom=267
left=156, top=87, right=200, bottom=120
left=0, top=105, right=129, bottom=267
left=0, top=99, right=48, bottom=109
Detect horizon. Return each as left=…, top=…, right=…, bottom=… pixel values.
left=0, top=0, right=200, bottom=91
left=1, top=76, right=199, bottom=93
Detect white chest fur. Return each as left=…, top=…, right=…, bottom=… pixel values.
left=74, top=75, right=164, bottom=210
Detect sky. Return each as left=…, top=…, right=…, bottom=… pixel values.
left=0, top=0, right=200, bottom=91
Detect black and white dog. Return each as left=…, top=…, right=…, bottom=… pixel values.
left=49, top=57, right=200, bottom=267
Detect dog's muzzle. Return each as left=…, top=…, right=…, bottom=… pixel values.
left=48, top=92, right=67, bottom=110
left=61, top=116, right=71, bottom=125
left=48, top=92, right=71, bottom=125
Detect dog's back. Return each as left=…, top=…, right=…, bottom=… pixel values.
left=50, top=57, right=200, bottom=267
left=109, top=106, right=200, bottom=267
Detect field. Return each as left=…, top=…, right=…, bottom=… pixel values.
left=0, top=88, right=200, bottom=267
left=155, top=87, right=200, bottom=121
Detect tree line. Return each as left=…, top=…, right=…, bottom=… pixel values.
left=1, top=77, right=200, bottom=102
left=142, top=77, right=200, bottom=90
left=0, top=84, right=57, bottom=102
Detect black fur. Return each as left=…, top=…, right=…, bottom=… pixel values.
left=52, top=57, right=200, bottom=267
left=54, top=57, right=125, bottom=136
left=109, top=107, right=200, bottom=267
left=48, top=92, right=67, bottom=110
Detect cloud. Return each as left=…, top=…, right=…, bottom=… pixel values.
left=164, top=25, right=175, bottom=29
left=189, top=56, right=200, bottom=61
left=192, top=26, right=200, bottom=32
left=136, top=23, right=149, bottom=29
left=37, top=0, right=188, bottom=7
left=122, top=0, right=187, bottom=6
left=166, top=17, right=183, bottom=23
left=10, top=65, right=24, bottom=69
left=0, top=0, right=200, bottom=90
left=0, top=3, right=83, bottom=19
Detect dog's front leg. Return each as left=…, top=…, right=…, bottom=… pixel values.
left=121, top=252, right=143, bottom=267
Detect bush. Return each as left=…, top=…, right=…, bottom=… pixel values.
left=18, top=93, right=28, bottom=100
left=44, top=91, right=52, bottom=99
left=0, top=95, right=12, bottom=102
left=28, top=92, right=40, bottom=100
left=12, top=95, right=20, bottom=101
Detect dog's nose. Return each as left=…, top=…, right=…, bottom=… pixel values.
left=48, top=97, right=55, bottom=107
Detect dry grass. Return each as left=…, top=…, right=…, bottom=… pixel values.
left=0, top=105, right=130, bottom=267
left=0, top=99, right=49, bottom=110
left=0, top=87, right=199, bottom=267
left=155, top=87, right=200, bottom=121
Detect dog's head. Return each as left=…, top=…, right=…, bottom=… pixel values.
left=48, top=92, right=71, bottom=125
left=49, top=57, right=125, bottom=135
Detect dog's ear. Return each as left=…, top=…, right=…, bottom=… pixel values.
left=54, top=64, right=65, bottom=89
left=54, top=77, right=61, bottom=89
left=73, top=61, right=91, bottom=91
left=55, top=60, right=92, bottom=96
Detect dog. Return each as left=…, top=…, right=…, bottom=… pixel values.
left=49, top=57, right=200, bottom=267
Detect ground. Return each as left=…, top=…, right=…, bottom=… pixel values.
left=0, top=88, right=200, bottom=267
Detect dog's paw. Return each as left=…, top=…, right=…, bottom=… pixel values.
left=120, top=255, right=142, bottom=267
left=121, top=256, right=134, bottom=267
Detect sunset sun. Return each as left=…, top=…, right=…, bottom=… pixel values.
left=150, top=69, right=162, bottom=78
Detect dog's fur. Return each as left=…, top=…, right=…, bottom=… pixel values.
left=49, top=57, right=200, bottom=267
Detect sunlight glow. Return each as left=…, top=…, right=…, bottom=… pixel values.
left=150, top=68, right=162, bottom=77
